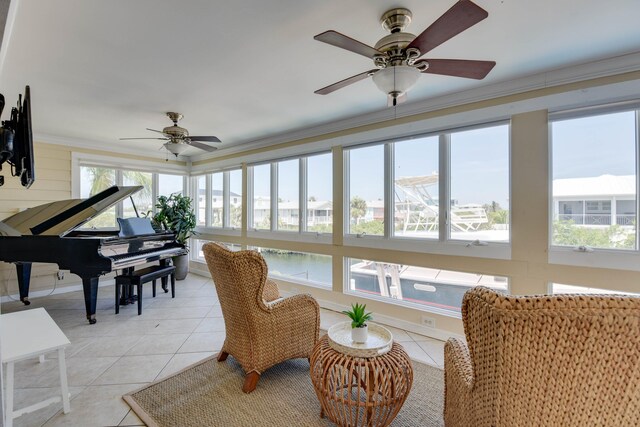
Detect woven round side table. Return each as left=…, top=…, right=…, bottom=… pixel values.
left=310, top=335, right=413, bottom=427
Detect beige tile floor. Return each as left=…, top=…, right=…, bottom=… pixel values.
left=2, top=273, right=446, bottom=427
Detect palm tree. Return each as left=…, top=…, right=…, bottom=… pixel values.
left=87, top=167, right=115, bottom=195
left=350, top=196, right=367, bottom=225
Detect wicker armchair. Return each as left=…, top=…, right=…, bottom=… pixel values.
left=202, top=242, right=320, bottom=393
left=445, top=286, right=640, bottom=427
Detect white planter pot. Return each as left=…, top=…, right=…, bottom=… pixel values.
left=351, top=325, right=368, bottom=343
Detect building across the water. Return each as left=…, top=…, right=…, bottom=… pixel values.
left=553, top=174, right=636, bottom=227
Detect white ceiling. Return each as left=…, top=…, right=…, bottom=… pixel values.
left=1, top=0, right=639, bottom=159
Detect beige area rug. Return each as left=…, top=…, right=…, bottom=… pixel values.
left=124, top=353, right=444, bottom=427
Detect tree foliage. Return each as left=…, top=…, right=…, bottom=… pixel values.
left=350, top=196, right=367, bottom=225
left=553, top=221, right=635, bottom=249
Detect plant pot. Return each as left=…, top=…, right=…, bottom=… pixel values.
left=172, top=254, right=189, bottom=280
left=351, top=324, right=368, bottom=343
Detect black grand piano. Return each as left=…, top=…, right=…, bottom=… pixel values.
left=0, top=185, right=187, bottom=324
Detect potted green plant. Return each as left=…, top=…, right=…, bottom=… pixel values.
left=151, top=193, right=196, bottom=280
left=342, top=303, right=373, bottom=343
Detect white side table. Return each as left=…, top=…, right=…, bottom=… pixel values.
left=1, top=308, right=71, bottom=427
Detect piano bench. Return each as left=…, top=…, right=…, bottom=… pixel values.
left=115, top=265, right=176, bottom=316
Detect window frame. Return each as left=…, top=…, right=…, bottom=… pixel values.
left=342, top=121, right=511, bottom=260
left=74, top=156, right=187, bottom=230
left=191, top=166, right=244, bottom=235
left=548, top=105, right=640, bottom=271
left=342, top=257, right=510, bottom=318
left=246, top=151, right=333, bottom=245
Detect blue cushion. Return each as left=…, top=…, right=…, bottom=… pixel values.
left=117, top=217, right=156, bottom=237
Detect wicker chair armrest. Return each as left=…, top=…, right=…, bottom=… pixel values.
left=263, top=278, right=282, bottom=302
left=266, top=293, right=319, bottom=315
left=445, top=338, right=473, bottom=388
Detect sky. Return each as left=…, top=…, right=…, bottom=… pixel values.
left=552, top=110, right=635, bottom=179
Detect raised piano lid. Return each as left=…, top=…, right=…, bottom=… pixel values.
left=0, top=185, right=144, bottom=237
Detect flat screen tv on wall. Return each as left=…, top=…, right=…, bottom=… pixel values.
left=0, top=85, right=34, bottom=188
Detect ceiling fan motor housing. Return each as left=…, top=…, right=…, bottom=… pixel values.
left=375, top=9, right=419, bottom=68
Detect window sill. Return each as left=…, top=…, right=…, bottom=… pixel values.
left=549, top=246, right=640, bottom=271
left=343, top=235, right=511, bottom=260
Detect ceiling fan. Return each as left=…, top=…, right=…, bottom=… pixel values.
left=120, top=112, right=221, bottom=156
left=314, top=0, right=496, bottom=106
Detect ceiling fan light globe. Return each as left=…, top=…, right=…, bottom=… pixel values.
left=372, top=65, right=420, bottom=98
left=163, top=142, right=189, bottom=156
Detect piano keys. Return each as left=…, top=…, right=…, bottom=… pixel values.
left=0, top=185, right=187, bottom=324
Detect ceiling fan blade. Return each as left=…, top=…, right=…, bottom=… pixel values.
left=119, top=137, right=168, bottom=140
left=407, top=1, right=488, bottom=57
left=419, top=59, right=496, bottom=79
left=188, top=141, right=218, bottom=152
left=146, top=128, right=167, bottom=135
left=315, top=69, right=379, bottom=95
left=314, top=30, right=382, bottom=59
left=188, top=136, right=221, bottom=143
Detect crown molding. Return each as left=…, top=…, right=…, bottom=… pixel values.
left=191, top=51, right=640, bottom=163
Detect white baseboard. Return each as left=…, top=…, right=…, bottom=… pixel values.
left=1, top=278, right=116, bottom=303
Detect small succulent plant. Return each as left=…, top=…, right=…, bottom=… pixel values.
left=342, top=303, right=373, bottom=329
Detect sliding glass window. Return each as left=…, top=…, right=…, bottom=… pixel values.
left=195, top=175, right=206, bottom=227
left=277, top=159, right=299, bottom=232
left=248, top=151, right=333, bottom=238
left=78, top=165, right=185, bottom=229
left=229, top=169, right=243, bottom=228
left=347, top=145, right=385, bottom=236
left=80, top=166, right=117, bottom=228
left=344, top=122, right=510, bottom=255
left=158, top=173, right=184, bottom=198
left=393, top=136, right=439, bottom=239
left=346, top=258, right=507, bottom=315
left=449, top=125, right=509, bottom=242
left=210, top=172, right=224, bottom=227
left=252, top=164, right=271, bottom=230
left=123, top=170, right=152, bottom=218
left=551, top=110, right=637, bottom=250
left=307, top=153, right=333, bottom=232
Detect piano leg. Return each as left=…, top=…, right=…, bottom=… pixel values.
left=160, top=259, right=170, bottom=293
left=15, top=263, right=32, bottom=305
left=82, top=276, right=99, bottom=324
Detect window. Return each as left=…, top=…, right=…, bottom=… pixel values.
left=248, top=152, right=333, bottom=239
left=346, top=258, right=508, bottom=315
left=343, top=122, right=510, bottom=256
left=307, top=153, right=333, bottom=232
left=394, top=136, right=439, bottom=239
left=195, top=239, right=241, bottom=260
left=79, top=165, right=183, bottom=230
left=122, top=171, right=152, bottom=218
left=252, top=164, right=271, bottom=230
left=195, top=175, right=206, bottom=226
left=80, top=166, right=116, bottom=228
left=551, top=110, right=637, bottom=250
left=229, top=169, right=242, bottom=228
left=253, top=247, right=332, bottom=288
left=347, top=145, right=385, bottom=236
left=449, top=125, right=510, bottom=242
left=211, top=172, right=223, bottom=227
left=158, top=173, right=184, bottom=198
left=277, top=159, right=299, bottom=232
